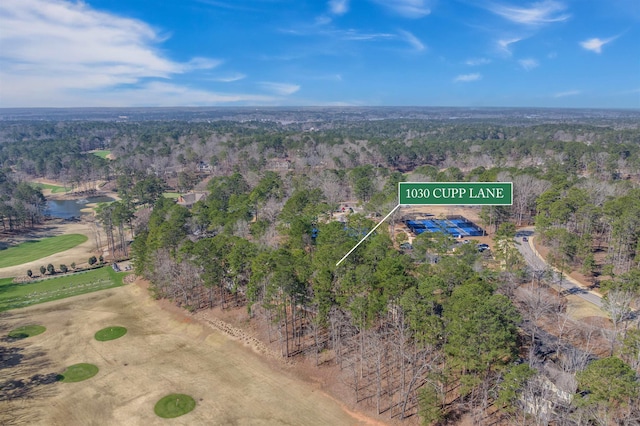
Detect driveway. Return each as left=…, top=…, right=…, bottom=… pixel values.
left=515, top=227, right=603, bottom=308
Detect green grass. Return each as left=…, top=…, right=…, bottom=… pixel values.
left=0, top=267, right=127, bottom=312
left=8, top=324, right=46, bottom=339
left=92, top=150, right=111, bottom=159
left=163, top=192, right=181, bottom=199
left=59, top=363, right=99, bottom=383
left=31, top=182, right=70, bottom=193
left=154, top=394, right=196, bottom=418
left=0, top=234, right=88, bottom=268
left=95, top=326, right=127, bottom=341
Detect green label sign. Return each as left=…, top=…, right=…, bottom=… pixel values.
left=399, top=182, right=513, bottom=205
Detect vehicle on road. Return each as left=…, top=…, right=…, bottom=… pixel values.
left=476, top=243, right=489, bottom=252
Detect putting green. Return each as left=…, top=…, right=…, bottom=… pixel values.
left=8, top=324, right=46, bottom=339
left=154, top=394, right=196, bottom=418
left=59, top=363, right=99, bottom=383
left=94, top=326, right=127, bottom=341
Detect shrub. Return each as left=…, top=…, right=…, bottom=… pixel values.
left=27, top=269, right=33, bottom=278
left=60, top=264, right=68, bottom=273
left=88, top=256, right=97, bottom=266
left=99, top=255, right=104, bottom=264
left=40, top=265, right=46, bottom=275
left=47, top=264, right=55, bottom=275
left=70, top=262, right=76, bottom=270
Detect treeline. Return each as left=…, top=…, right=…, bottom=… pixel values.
left=2, top=119, right=640, bottom=192
left=0, top=169, right=46, bottom=230
left=0, top=137, right=109, bottom=188
left=131, top=180, right=526, bottom=422
left=129, top=164, right=640, bottom=424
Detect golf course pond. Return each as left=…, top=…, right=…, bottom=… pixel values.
left=45, top=196, right=114, bottom=219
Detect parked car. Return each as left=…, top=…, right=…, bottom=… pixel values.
left=522, top=236, right=528, bottom=242
left=399, top=242, right=413, bottom=250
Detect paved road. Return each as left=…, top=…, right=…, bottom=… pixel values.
left=515, top=227, right=603, bottom=308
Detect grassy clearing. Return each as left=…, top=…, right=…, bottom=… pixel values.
left=154, top=394, right=196, bottom=418
left=94, top=326, right=127, bottom=341
left=92, top=150, right=111, bottom=159
left=0, top=234, right=88, bottom=268
left=0, top=267, right=127, bottom=312
left=163, top=192, right=181, bottom=199
left=59, top=363, right=99, bottom=383
left=8, top=324, right=46, bottom=339
left=31, top=182, right=70, bottom=194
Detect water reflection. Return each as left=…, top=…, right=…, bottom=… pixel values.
left=45, top=196, right=114, bottom=219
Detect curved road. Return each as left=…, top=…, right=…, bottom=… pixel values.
left=515, top=227, right=603, bottom=308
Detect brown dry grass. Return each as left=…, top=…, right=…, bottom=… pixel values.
left=532, top=236, right=609, bottom=321
left=0, top=220, right=103, bottom=280
left=0, top=281, right=378, bottom=426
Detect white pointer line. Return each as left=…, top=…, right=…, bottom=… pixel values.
left=336, top=204, right=401, bottom=267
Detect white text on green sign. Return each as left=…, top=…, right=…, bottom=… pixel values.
left=399, top=182, right=513, bottom=205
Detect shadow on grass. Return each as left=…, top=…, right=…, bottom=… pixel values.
left=0, top=239, right=41, bottom=251
left=0, top=280, right=24, bottom=303
left=0, top=346, right=25, bottom=369
left=0, top=373, right=61, bottom=402
left=0, top=317, right=59, bottom=424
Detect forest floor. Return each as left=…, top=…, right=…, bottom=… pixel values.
left=0, top=278, right=382, bottom=426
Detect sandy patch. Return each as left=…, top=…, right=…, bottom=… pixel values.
left=0, top=282, right=376, bottom=426
left=565, top=295, right=609, bottom=321
left=30, top=178, right=109, bottom=199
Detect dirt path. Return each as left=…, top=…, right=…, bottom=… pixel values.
left=1, top=281, right=379, bottom=426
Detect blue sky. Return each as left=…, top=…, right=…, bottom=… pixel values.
left=0, top=0, right=638, bottom=108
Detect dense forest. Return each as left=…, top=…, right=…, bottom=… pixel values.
left=1, top=109, right=639, bottom=425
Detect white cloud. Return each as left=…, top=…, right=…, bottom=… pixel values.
left=489, top=0, right=570, bottom=26
left=580, top=37, right=616, bottom=53
left=335, top=29, right=395, bottom=41
left=185, top=57, right=223, bottom=70
left=553, top=89, right=581, bottom=98
left=454, top=73, right=482, bottom=82
left=518, top=58, right=539, bottom=70
left=193, top=0, right=258, bottom=12
left=398, top=30, right=426, bottom=51
left=0, top=0, right=232, bottom=107
left=370, top=0, right=431, bottom=19
left=212, top=73, right=247, bottom=82
left=329, top=0, right=349, bottom=15
left=260, top=82, right=301, bottom=96
left=497, top=37, right=523, bottom=55
left=465, top=58, right=492, bottom=66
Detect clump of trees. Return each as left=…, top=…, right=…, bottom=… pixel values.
left=130, top=173, right=525, bottom=422
left=0, top=170, right=46, bottom=231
